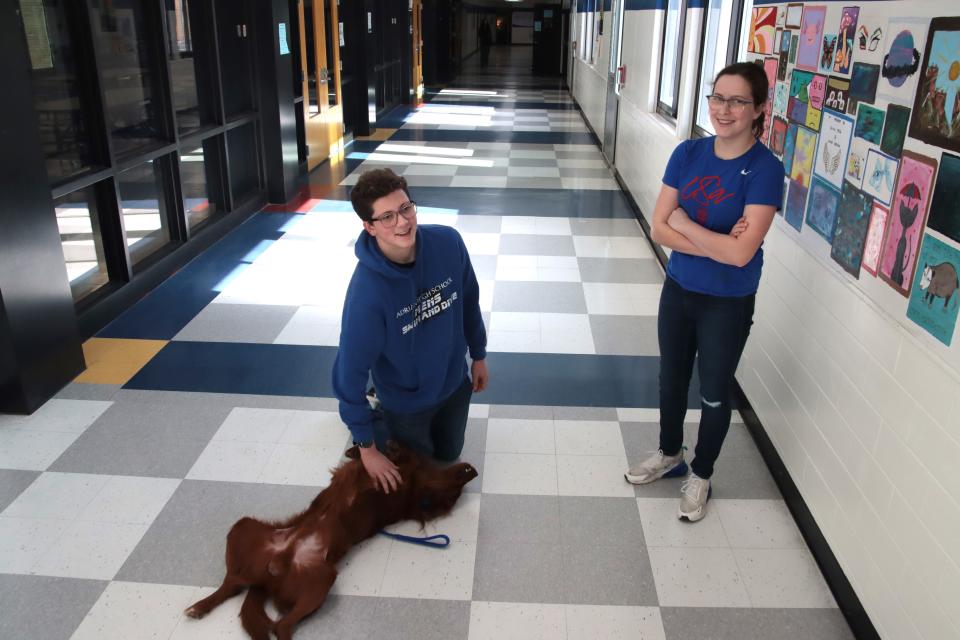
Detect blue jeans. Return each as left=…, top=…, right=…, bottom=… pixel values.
left=658, top=277, right=755, bottom=479
left=374, top=378, right=473, bottom=462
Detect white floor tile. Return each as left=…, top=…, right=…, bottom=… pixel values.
left=573, top=236, right=654, bottom=259
left=468, top=601, right=566, bottom=640
left=258, top=444, right=342, bottom=486
left=273, top=306, right=342, bottom=346
left=558, top=158, right=609, bottom=169
left=76, top=475, right=180, bottom=525
left=329, top=534, right=393, bottom=596
left=383, top=493, right=481, bottom=543
left=486, top=419, right=555, bottom=454
left=539, top=314, right=594, bottom=355
left=212, top=407, right=293, bottom=443
left=0, top=517, right=68, bottom=573
left=32, top=520, right=149, bottom=580
left=468, top=403, right=489, bottom=419
left=561, top=177, right=620, bottom=190
left=461, top=233, right=501, bottom=256
left=15, top=399, right=112, bottom=433
left=486, top=330, right=541, bottom=352
left=186, top=441, right=274, bottom=483
left=71, top=581, right=197, bottom=640
left=169, top=586, right=251, bottom=639
left=450, top=176, right=508, bottom=188
left=556, top=454, right=634, bottom=497
left=506, top=166, right=561, bottom=178
left=402, top=164, right=460, bottom=176
left=583, top=283, right=662, bottom=316
left=508, top=150, right=557, bottom=159
left=281, top=410, right=350, bottom=448
left=648, top=547, right=751, bottom=607
left=565, top=605, right=666, bottom=640
left=555, top=420, right=625, bottom=455
left=478, top=280, right=495, bottom=312
left=636, top=498, right=729, bottom=548
left=734, top=548, right=838, bottom=608
left=379, top=539, right=476, bottom=600
left=2, top=472, right=108, bottom=520
left=489, top=311, right=540, bottom=332
left=482, top=453, right=558, bottom=495
left=617, top=408, right=662, bottom=423
left=715, top=500, right=806, bottom=549
left=0, top=428, right=84, bottom=471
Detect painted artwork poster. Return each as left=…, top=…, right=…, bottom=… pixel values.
left=790, top=34, right=799, bottom=65
left=786, top=3, right=803, bottom=29
left=880, top=19, right=928, bottom=105
left=849, top=62, right=880, bottom=108
left=862, top=148, right=898, bottom=206
left=879, top=150, right=938, bottom=296
left=927, top=151, right=960, bottom=245
left=777, top=5, right=786, bottom=28
left=855, top=103, right=885, bottom=144
left=831, top=181, right=874, bottom=278
left=791, top=125, right=818, bottom=188
left=808, top=75, right=827, bottom=110
left=806, top=104, right=823, bottom=132
left=749, top=6, right=778, bottom=54
left=846, top=137, right=869, bottom=189
left=908, top=18, right=960, bottom=154
left=880, top=104, right=911, bottom=157
left=805, top=176, right=841, bottom=241
left=771, top=117, right=788, bottom=156
left=833, top=7, right=859, bottom=76
left=761, top=57, right=779, bottom=144
left=796, top=6, right=827, bottom=72
left=774, top=81, right=789, bottom=116
left=779, top=31, right=791, bottom=79
left=906, top=234, right=960, bottom=346
left=788, top=70, right=814, bottom=124
left=855, top=9, right=887, bottom=66
left=824, top=76, right=851, bottom=113
left=813, top=110, right=854, bottom=190
left=820, top=34, right=838, bottom=74
left=862, top=203, right=889, bottom=276
left=784, top=179, right=809, bottom=231
left=783, top=123, right=799, bottom=175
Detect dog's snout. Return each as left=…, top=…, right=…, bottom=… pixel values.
left=463, top=465, right=478, bottom=479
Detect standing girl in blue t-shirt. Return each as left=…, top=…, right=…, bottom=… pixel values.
left=625, top=62, right=785, bottom=522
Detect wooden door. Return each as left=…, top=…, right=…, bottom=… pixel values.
left=298, top=0, right=344, bottom=171
left=412, top=0, right=423, bottom=105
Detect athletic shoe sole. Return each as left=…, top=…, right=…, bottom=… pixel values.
left=678, top=485, right=713, bottom=522
left=624, top=459, right=688, bottom=485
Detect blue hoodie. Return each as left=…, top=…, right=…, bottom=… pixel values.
left=332, top=224, right=487, bottom=443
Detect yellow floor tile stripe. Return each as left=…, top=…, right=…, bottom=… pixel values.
left=74, top=337, right=169, bottom=385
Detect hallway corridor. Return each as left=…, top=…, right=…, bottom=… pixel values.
left=0, top=46, right=853, bottom=639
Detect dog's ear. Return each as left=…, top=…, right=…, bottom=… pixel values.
left=344, top=445, right=360, bottom=460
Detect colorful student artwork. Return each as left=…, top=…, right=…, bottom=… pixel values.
left=784, top=179, right=809, bottom=231
left=749, top=6, right=778, bottom=54
left=849, top=62, right=881, bottom=108
left=880, top=104, right=910, bottom=157
left=762, top=57, right=779, bottom=144
left=806, top=104, right=822, bottom=132
left=927, top=152, right=960, bottom=244
left=805, top=176, right=841, bottom=241
left=796, top=5, right=827, bottom=72
left=824, top=76, right=850, bottom=113
left=908, top=18, right=960, bottom=153
left=862, top=149, right=898, bottom=206
left=906, top=234, right=960, bottom=346
left=779, top=31, right=791, bottom=79
left=831, top=181, right=874, bottom=278
left=771, top=117, right=789, bottom=156
left=862, top=203, right=889, bottom=276
left=783, top=123, right=799, bottom=175
left=808, top=74, right=827, bottom=110
left=777, top=5, right=786, bottom=28
left=791, top=125, right=818, bottom=188
left=879, top=151, right=938, bottom=296
left=774, top=81, right=789, bottom=115
left=785, top=3, right=803, bottom=29
left=813, top=110, right=854, bottom=190
left=855, top=9, right=887, bottom=66
left=789, top=70, right=814, bottom=123
left=880, top=19, right=928, bottom=104
left=833, top=7, right=859, bottom=75
left=820, top=34, right=838, bottom=74
left=781, top=28, right=792, bottom=53
left=790, top=34, right=800, bottom=65
left=846, top=137, right=869, bottom=189
left=855, top=103, right=885, bottom=144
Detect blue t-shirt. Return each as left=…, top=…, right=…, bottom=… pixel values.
left=662, top=136, right=785, bottom=296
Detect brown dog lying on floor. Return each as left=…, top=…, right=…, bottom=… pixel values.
left=184, top=442, right=478, bottom=639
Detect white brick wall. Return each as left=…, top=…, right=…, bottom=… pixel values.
left=572, top=2, right=960, bottom=637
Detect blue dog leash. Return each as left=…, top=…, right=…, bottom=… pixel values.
left=378, top=530, right=450, bottom=548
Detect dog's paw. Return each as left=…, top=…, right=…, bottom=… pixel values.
left=183, top=605, right=205, bottom=619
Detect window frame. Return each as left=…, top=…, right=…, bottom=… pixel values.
left=656, top=0, right=688, bottom=120
left=691, top=0, right=747, bottom=138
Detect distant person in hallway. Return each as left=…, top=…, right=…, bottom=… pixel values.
left=625, top=62, right=785, bottom=522
left=333, top=169, right=489, bottom=493
left=478, top=18, right=493, bottom=68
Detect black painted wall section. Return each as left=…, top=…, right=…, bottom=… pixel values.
left=0, top=1, right=85, bottom=413
left=256, top=0, right=299, bottom=203
left=422, top=0, right=455, bottom=85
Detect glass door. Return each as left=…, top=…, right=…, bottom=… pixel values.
left=602, top=0, right=626, bottom=163
left=298, top=0, right=344, bottom=171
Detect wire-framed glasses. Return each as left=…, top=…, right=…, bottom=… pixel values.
left=370, top=201, right=417, bottom=228
left=706, top=94, right=753, bottom=112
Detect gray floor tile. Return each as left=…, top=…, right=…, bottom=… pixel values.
left=660, top=607, right=855, bottom=640
left=0, top=574, right=108, bottom=640
left=508, top=158, right=559, bottom=167
left=488, top=404, right=555, bottom=419
left=561, top=543, right=658, bottom=606
left=570, top=218, right=644, bottom=238
left=0, top=469, right=41, bottom=513
left=498, top=234, right=575, bottom=256
left=471, top=254, right=497, bottom=280
left=288, top=595, right=376, bottom=639
left=173, top=303, right=299, bottom=343
left=367, top=598, right=470, bottom=640
left=53, top=383, right=122, bottom=401
left=455, top=165, right=509, bottom=177
left=462, top=451, right=485, bottom=494
left=559, top=496, right=644, bottom=547
left=116, top=480, right=320, bottom=586
left=492, top=282, right=587, bottom=313
left=112, top=389, right=339, bottom=412
left=578, top=257, right=664, bottom=283
left=589, top=315, right=660, bottom=356
left=478, top=494, right=561, bottom=544
left=505, top=177, right=564, bottom=190
left=472, top=540, right=566, bottom=603
left=710, top=455, right=782, bottom=500
left=462, top=417, right=488, bottom=454
left=404, top=175, right=457, bottom=187
left=559, top=167, right=615, bottom=179
left=556, top=150, right=606, bottom=160
left=49, top=397, right=232, bottom=477
left=552, top=406, right=618, bottom=420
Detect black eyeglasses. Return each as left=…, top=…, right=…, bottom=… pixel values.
left=706, top=94, right=754, bottom=112
left=369, top=201, right=417, bottom=228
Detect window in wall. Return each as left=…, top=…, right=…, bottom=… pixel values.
left=180, top=140, right=219, bottom=232
left=165, top=0, right=211, bottom=135
left=54, top=183, right=111, bottom=301
left=693, top=0, right=744, bottom=135
left=657, top=0, right=686, bottom=119
left=609, top=0, right=626, bottom=94
left=117, top=157, right=173, bottom=268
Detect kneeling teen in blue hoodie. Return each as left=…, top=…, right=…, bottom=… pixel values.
left=333, top=169, right=489, bottom=493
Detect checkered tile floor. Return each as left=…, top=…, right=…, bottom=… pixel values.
left=0, top=46, right=854, bottom=640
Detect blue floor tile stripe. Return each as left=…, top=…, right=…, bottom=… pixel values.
left=423, top=98, right=580, bottom=111
left=124, top=342, right=700, bottom=409
left=410, top=187, right=637, bottom=218
left=98, top=213, right=299, bottom=341
left=390, top=129, right=598, bottom=145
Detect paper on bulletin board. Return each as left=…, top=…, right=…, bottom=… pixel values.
left=278, top=23, right=289, bottom=56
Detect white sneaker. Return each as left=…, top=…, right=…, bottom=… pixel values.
left=624, top=450, right=687, bottom=485
left=678, top=473, right=711, bottom=522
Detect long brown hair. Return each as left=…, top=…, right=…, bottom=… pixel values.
left=713, top=62, right=768, bottom=139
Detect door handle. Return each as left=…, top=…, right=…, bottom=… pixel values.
left=617, top=65, right=627, bottom=88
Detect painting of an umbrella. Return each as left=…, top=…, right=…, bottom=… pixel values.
left=900, top=182, right=922, bottom=199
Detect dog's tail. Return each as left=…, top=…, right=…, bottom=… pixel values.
left=239, top=586, right=273, bottom=640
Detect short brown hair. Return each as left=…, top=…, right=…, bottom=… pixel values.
left=350, top=169, right=409, bottom=221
